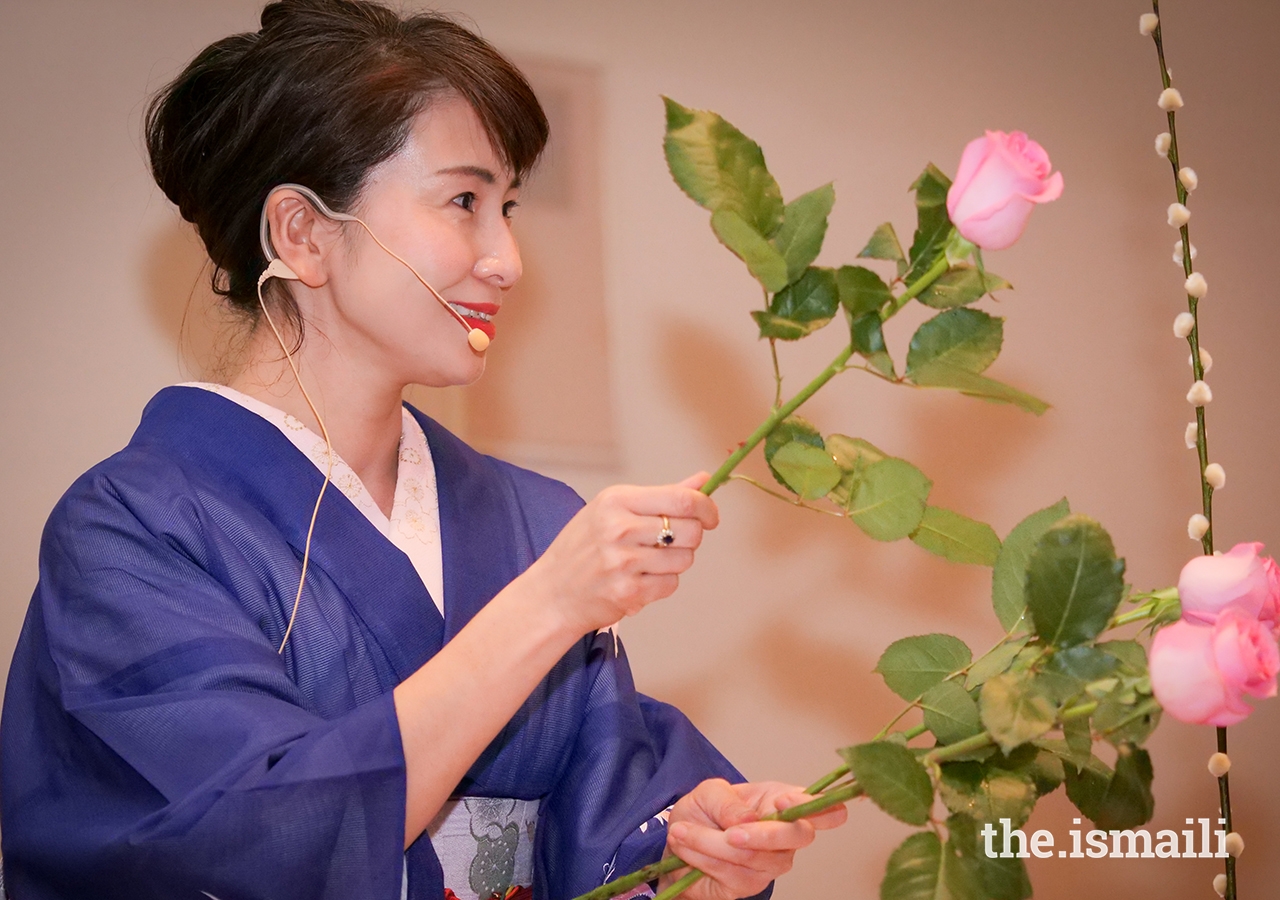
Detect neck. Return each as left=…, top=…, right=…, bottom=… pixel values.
left=228, top=323, right=404, bottom=517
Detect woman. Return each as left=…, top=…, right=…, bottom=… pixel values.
left=0, top=2, right=843, bottom=899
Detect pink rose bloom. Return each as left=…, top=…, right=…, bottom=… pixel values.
left=1149, top=610, right=1279, bottom=727
left=946, top=130, right=1064, bottom=250
left=1178, top=542, right=1280, bottom=627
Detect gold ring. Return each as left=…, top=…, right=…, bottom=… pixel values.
left=656, top=515, right=676, bottom=548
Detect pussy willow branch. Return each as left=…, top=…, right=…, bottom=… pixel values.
left=1148, top=5, right=1235, bottom=899
left=699, top=254, right=950, bottom=496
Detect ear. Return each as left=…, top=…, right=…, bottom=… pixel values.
left=264, top=189, right=341, bottom=288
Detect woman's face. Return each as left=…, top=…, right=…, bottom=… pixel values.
left=320, top=94, right=523, bottom=389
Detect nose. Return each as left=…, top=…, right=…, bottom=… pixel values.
left=473, top=220, right=522, bottom=288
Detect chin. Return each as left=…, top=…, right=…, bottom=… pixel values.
left=413, top=350, right=487, bottom=389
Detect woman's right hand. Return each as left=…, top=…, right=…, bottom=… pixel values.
left=521, top=472, right=720, bottom=637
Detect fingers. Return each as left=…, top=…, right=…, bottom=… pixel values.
left=603, top=483, right=719, bottom=530
left=677, top=471, right=711, bottom=491
left=666, top=820, right=804, bottom=897
left=773, top=791, right=849, bottom=831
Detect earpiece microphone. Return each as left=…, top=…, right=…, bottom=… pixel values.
left=255, top=184, right=492, bottom=654
left=257, top=183, right=490, bottom=352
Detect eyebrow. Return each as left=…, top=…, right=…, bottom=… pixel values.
left=434, top=165, right=521, bottom=189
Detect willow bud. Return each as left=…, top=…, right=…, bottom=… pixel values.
left=1158, top=88, right=1185, bottom=111
left=1188, top=514, right=1210, bottom=540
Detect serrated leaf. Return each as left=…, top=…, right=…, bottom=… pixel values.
left=750, top=310, right=828, bottom=340
left=939, top=762, right=1037, bottom=828
left=1064, top=745, right=1154, bottom=830
left=850, top=312, right=896, bottom=378
left=921, top=680, right=983, bottom=745
left=906, top=308, right=1003, bottom=378
left=769, top=441, right=842, bottom=500
left=906, top=164, right=954, bottom=284
left=1063, top=714, right=1093, bottom=766
left=912, top=368, right=1051, bottom=416
left=836, top=265, right=894, bottom=319
left=849, top=457, right=932, bottom=541
left=979, top=672, right=1056, bottom=753
left=911, top=506, right=1001, bottom=566
left=1015, top=748, right=1065, bottom=796
left=875, top=634, right=972, bottom=700
left=842, top=741, right=934, bottom=826
left=709, top=208, right=789, bottom=291
left=772, top=183, right=835, bottom=284
left=663, top=97, right=783, bottom=237
left=946, top=815, right=1032, bottom=900
left=826, top=434, right=888, bottom=511
left=1097, top=640, right=1147, bottom=673
left=826, top=434, right=887, bottom=468
left=1037, top=670, right=1086, bottom=706
left=1093, top=690, right=1160, bottom=747
left=964, top=637, right=1030, bottom=691
left=917, top=265, right=1013, bottom=309
left=879, top=832, right=942, bottom=900
left=1046, top=645, right=1121, bottom=682
left=765, top=266, right=839, bottom=339
left=992, top=500, right=1071, bottom=631
left=860, top=221, right=907, bottom=272
left=764, top=416, right=823, bottom=489
left=1026, top=515, right=1127, bottom=647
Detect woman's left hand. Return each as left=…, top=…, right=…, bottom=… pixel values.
left=660, top=778, right=848, bottom=900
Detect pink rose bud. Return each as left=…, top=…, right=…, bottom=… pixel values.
left=1179, top=542, right=1280, bottom=625
left=1185, top=421, right=1199, bottom=449
left=1158, top=87, right=1185, bottom=111
left=1149, top=610, right=1279, bottom=726
left=946, top=130, right=1064, bottom=251
left=1184, top=272, right=1208, bottom=298
left=1179, top=167, right=1199, bottom=191
left=1139, top=13, right=1159, bottom=36
left=1156, top=132, right=1172, bottom=156
left=1168, top=202, right=1191, bottom=227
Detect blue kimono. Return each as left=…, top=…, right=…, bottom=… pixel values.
left=1, top=386, right=752, bottom=900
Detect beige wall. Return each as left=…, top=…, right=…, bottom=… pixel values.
left=2, top=1, right=1279, bottom=897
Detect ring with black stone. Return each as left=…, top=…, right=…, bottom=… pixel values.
left=656, top=515, right=676, bottom=548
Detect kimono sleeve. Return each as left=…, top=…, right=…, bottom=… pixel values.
left=533, top=630, right=772, bottom=900
left=0, top=465, right=408, bottom=900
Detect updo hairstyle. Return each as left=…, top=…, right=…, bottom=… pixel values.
left=145, top=0, right=548, bottom=334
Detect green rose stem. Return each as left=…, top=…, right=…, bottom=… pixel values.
left=577, top=249, right=951, bottom=900
left=579, top=594, right=1173, bottom=900
left=1148, top=6, right=1234, bottom=899
left=573, top=779, right=864, bottom=900
left=699, top=255, right=951, bottom=497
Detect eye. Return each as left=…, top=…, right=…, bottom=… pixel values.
left=452, top=192, right=477, bottom=212
left=502, top=200, right=520, bottom=219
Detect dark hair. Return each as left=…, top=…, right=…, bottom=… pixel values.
left=146, top=0, right=548, bottom=330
